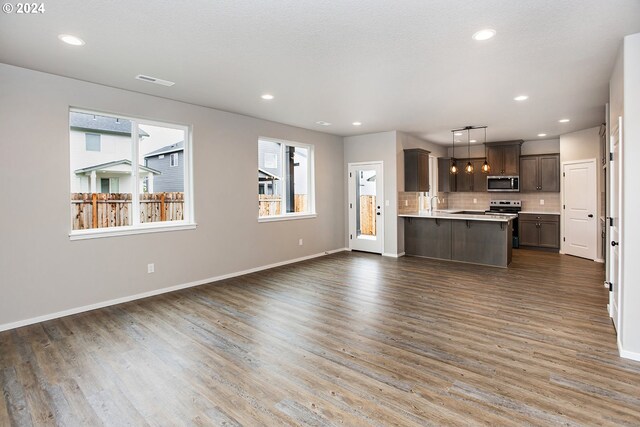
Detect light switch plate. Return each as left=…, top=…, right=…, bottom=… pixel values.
left=540, top=199, right=545, bottom=205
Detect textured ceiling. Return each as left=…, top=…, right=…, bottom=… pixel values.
left=1, top=0, right=639, bottom=144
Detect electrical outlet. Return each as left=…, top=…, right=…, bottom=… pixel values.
left=147, top=263, right=155, bottom=273
left=298, top=238, right=303, bottom=246
left=473, top=198, right=477, bottom=204
left=540, top=199, right=545, bottom=205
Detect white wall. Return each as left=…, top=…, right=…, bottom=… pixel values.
left=0, top=63, right=345, bottom=328
left=620, top=32, right=640, bottom=357
left=559, top=127, right=604, bottom=261
left=343, top=131, right=398, bottom=255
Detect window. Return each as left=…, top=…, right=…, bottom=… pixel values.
left=85, top=133, right=101, bottom=151
left=100, top=178, right=119, bottom=193
left=258, top=137, right=315, bottom=220
left=69, top=109, right=194, bottom=239
left=169, top=153, right=179, bottom=167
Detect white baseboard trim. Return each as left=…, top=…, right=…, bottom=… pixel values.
left=618, top=338, right=640, bottom=362
left=595, top=258, right=605, bottom=263
left=0, top=247, right=348, bottom=333
left=382, top=252, right=404, bottom=258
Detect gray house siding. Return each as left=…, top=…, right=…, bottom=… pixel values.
left=145, top=151, right=184, bottom=192
left=258, top=139, right=282, bottom=178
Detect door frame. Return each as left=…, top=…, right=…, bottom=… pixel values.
left=560, top=158, right=598, bottom=261
left=347, top=161, right=384, bottom=254
left=608, top=117, right=623, bottom=332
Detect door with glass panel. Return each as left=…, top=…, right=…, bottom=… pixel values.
left=348, top=162, right=383, bottom=254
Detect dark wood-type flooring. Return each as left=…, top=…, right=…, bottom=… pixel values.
left=2, top=249, right=640, bottom=426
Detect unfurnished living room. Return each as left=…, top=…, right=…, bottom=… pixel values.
left=1, top=1, right=640, bottom=425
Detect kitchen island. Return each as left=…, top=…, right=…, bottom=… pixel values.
left=400, top=211, right=516, bottom=268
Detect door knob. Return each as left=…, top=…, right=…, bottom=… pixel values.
left=611, top=241, right=619, bottom=246
left=588, top=214, right=594, bottom=218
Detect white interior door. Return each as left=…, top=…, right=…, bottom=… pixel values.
left=608, top=118, right=623, bottom=330
left=348, top=162, right=383, bottom=254
left=563, top=160, right=597, bottom=260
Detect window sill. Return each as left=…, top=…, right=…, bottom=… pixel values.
left=258, top=213, right=317, bottom=223
left=69, top=222, right=197, bottom=241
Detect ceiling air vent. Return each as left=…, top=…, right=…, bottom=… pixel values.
left=135, top=74, right=175, bottom=87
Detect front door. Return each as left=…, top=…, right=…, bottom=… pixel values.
left=348, top=162, right=383, bottom=254
left=608, top=117, right=623, bottom=330
left=563, top=160, right=597, bottom=260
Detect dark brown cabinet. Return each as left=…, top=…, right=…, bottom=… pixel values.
left=404, top=149, right=430, bottom=192
left=520, top=154, right=560, bottom=192
left=404, top=217, right=452, bottom=258
left=455, top=159, right=473, bottom=192
left=485, top=141, right=523, bottom=176
left=518, top=213, right=560, bottom=249
left=450, top=158, right=486, bottom=192
left=437, top=157, right=456, bottom=192
left=472, top=159, right=487, bottom=192
left=451, top=220, right=512, bottom=266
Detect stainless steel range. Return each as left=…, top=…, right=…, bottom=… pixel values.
left=486, top=200, right=522, bottom=248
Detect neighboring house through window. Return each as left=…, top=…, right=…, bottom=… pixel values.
left=257, top=137, right=315, bottom=220
left=69, top=110, right=194, bottom=238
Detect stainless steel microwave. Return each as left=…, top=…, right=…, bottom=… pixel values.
left=487, top=176, right=520, bottom=192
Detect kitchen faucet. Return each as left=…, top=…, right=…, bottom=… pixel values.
left=429, top=195, right=440, bottom=214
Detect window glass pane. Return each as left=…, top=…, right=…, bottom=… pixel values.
left=85, top=133, right=101, bottom=151
left=70, top=112, right=132, bottom=230
left=258, top=139, right=282, bottom=217
left=289, top=146, right=309, bottom=213
left=139, top=124, right=186, bottom=223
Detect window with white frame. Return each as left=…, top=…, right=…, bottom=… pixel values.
left=258, top=137, right=315, bottom=220
left=69, top=109, right=194, bottom=238
left=169, top=153, right=179, bottom=167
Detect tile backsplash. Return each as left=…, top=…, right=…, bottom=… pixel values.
left=446, top=192, right=561, bottom=213
left=398, top=192, right=449, bottom=214
left=398, top=191, right=561, bottom=214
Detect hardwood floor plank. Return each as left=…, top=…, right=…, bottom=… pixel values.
left=1, top=249, right=639, bottom=425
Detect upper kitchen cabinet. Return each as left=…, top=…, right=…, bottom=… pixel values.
left=404, top=149, right=430, bottom=192
left=454, top=158, right=486, bottom=192
left=437, top=157, right=456, bottom=192
left=485, top=141, right=523, bottom=176
left=520, top=154, right=560, bottom=192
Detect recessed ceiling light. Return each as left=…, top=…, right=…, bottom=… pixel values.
left=316, top=121, right=331, bottom=126
left=261, top=94, right=274, bottom=100
left=58, top=34, right=85, bottom=46
left=352, top=122, right=362, bottom=126
left=470, top=139, right=477, bottom=143
left=472, top=29, right=496, bottom=41
left=558, top=119, right=570, bottom=123
left=538, top=133, right=547, bottom=137
left=514, top=95, right=529, bottom=101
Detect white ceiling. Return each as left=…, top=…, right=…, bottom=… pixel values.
left=1, top=0, right=639, bottom=145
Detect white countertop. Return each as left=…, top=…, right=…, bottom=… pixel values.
left=519, top=211, right=561, bottom=215
left=399, top=211, right=516, bottom=222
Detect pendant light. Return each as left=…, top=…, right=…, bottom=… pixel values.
left=481, top=127, right=491, bottom=173
left=465, top=127, right=473, bottom=174
left=450, top=131, right=458, bottom=174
